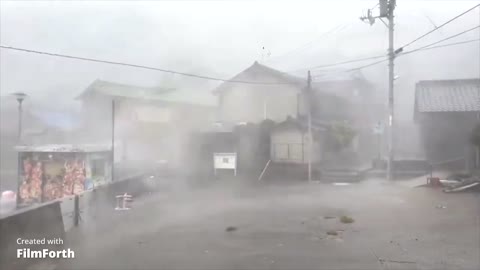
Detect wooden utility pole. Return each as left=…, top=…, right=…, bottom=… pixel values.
left=307, top=70, right=312, bottom=182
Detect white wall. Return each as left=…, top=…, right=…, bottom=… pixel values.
left=219, top=71, right=304, bottom=123
left=270, top=127, right=322, bottom=164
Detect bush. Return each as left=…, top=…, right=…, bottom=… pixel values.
left=340, top=216, right=355, bottom=224
left=325, top=121, right=357, bottom=152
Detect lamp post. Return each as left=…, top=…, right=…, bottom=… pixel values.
left=11, top=92, right=27, bottom=144
left=8, top=92, right=27, bottom=197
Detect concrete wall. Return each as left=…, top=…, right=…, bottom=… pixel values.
left=0, top=168, right=154, bottom=270
left=0, top=201, right=65, bottom=270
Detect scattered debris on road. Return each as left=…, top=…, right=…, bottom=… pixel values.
left=115, top=193, right=133, bottom=210
left=444, top=181, right=480, bottom=193
left=340, top=216, right=354, bottom=224
left=385, top=259, right=416, bottom=264
left=324, top=216, right=336, bottom=219
left=326, top=230, right=338, bottom=236
left=439, top=179, right=460, bottom=188
left=370, top=248, right=416, bottom=268
left=225, top=226, right=237, bottom=232
left=435, top=204, right=447, bottom=209
left=333, top=182, right=351, bottom=186
left=430, top=173, right=480, bottom=193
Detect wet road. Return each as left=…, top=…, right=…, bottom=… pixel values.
left=59, top=178, right=480, bottom=270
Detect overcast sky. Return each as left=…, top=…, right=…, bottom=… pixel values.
left=0, top=0, right=479, bottom=119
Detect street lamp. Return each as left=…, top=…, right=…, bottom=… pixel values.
left=11, top=92, right=28, bottom=144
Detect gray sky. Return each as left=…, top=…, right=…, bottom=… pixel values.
left=1, top=0, right=479, bottom=119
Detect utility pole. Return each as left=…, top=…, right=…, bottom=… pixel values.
left=307, top=70, right=312, bottom=182
left=111, top=99, right=115, bottom=182
left=361, top=0, right=396, bottom=181
left=387, top=0, right=396, bottom=182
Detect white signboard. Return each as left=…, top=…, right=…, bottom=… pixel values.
left=373, top=122, right=383, bottom=134
left=213, top=152, right=237, bottom=176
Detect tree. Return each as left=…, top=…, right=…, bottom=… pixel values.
left=325, top=121, right=357, bottom=152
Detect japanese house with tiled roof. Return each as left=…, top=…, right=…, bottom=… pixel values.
left=414, top=78, right=480, bottom=169
left=76, top=79, right=217, bottom=170
left=211, top=61, right=381, bottom=169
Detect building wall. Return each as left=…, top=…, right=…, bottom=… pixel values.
left=81, top=95, right=215, bottom=167
left=218, top=72, right=305, bottom=124
left=419, top=112, right=478, bottom=165
left=270, top=128, right=321, bottom=164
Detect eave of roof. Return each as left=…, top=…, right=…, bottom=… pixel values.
left=75, top=79, right=175, bottom=100
left=76, top=79, right=217, bottom=107
left=15, top=144, right=111, bottom=153
left=415, top=78, right=480, bottom=113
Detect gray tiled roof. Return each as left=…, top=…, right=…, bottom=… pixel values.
left=76, top=80, right=216, bottom=107
left=415, top=79, right=480, bottom=113
left=212, top=61, right=305, bottom=94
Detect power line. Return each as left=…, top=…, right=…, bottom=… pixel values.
left=291, top=5, right=479, bottom=74
left=289, top=54, right=387, bottom=74
left=0, top=45, right=302, bottom=85
left=403, top=38, right=479, bottom=55
left=403, top=25, right=479, bottom=53
left=312, top=38, right=480, bottom=78
left=308, top=24, right=480, bottom=77
left=398, top=3, right=480, bottom=50
left=264, top=22, right=351, bottom=64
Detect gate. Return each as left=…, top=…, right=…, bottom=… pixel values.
left=272, top=143, right=304, bottom=163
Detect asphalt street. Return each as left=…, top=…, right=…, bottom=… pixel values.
left=57, top=178, right=480, bottom=270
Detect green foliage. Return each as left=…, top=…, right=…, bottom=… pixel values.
left=325, top=121, right=357, bottom=152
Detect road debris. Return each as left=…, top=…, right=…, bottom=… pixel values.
left=225, top=226, right=237, bottom=232
left=370, top=247, right=416, bottom=268
left=435, top=204, right=447, bottom=209
left=440, top=174, right=480, bottom=193
left=340, top=216, right=355, bottom=224
left=444, top=181, right=479, bottom=193
left=439, top=179, right=460, bottom=187
left=324, top=216, right=336, bottom=219
left=385, top=259, right=416, bottom=264
left=369, top=248, right=386, bottom=268
left=115, top=193, right=133, bottom=210
left=333, top=182, right=351, bottom=186
left=326, top=230, right=338, bottom=236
